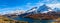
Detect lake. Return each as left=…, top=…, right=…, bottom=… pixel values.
left=13, top=16, right=53, bottom=23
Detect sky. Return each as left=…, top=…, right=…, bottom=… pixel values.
left=0, top=0, right=60, bottom=14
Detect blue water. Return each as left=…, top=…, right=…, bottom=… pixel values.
left=12, top=17, right=53, bottom=23
left=13, top=17, right=34, bottom=23
left=7, top=14, right=53, bottom=23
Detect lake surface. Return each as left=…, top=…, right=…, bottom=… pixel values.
left=13, top=16, right=53, bottom=23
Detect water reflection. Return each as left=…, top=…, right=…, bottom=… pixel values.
left=13, top=17, right=54, bottom=23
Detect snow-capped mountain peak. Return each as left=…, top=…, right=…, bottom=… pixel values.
left=25, top=4, right=53, bottom=14
left=26, top=7, right=37, bottom=13
left=36, top=4, right=53, bottom=13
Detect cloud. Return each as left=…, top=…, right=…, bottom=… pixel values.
left=25, top=2, right=44, bottom=9
left=0, top=7, right=26, bottom=15
left=40, top=0, right=59, bottom=4
left=46, top=3, right=60, bottom=9
left=0, top=10, right=25, bottom=15
left=8, top=10, right=25, bottom=15
left=22, top=0, right=60, bottom=13
left=0, top=0, right=60, bottom=15
left=26, top=0, right=60, bottom=9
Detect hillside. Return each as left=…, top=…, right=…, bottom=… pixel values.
left=24, top=11, right=60, bottom=20
left=0, top=15, right=28, bottom=23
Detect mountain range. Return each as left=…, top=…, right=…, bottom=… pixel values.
left=24, top=4, right=53, bottom=14
left=1, top=4, right=60, bottom=21
left=2, top=4, right=60, bottom=17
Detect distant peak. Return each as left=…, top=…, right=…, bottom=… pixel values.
left=37, top=4, right=53, bottom=13
left=43, top=4, right=46, bottom=6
